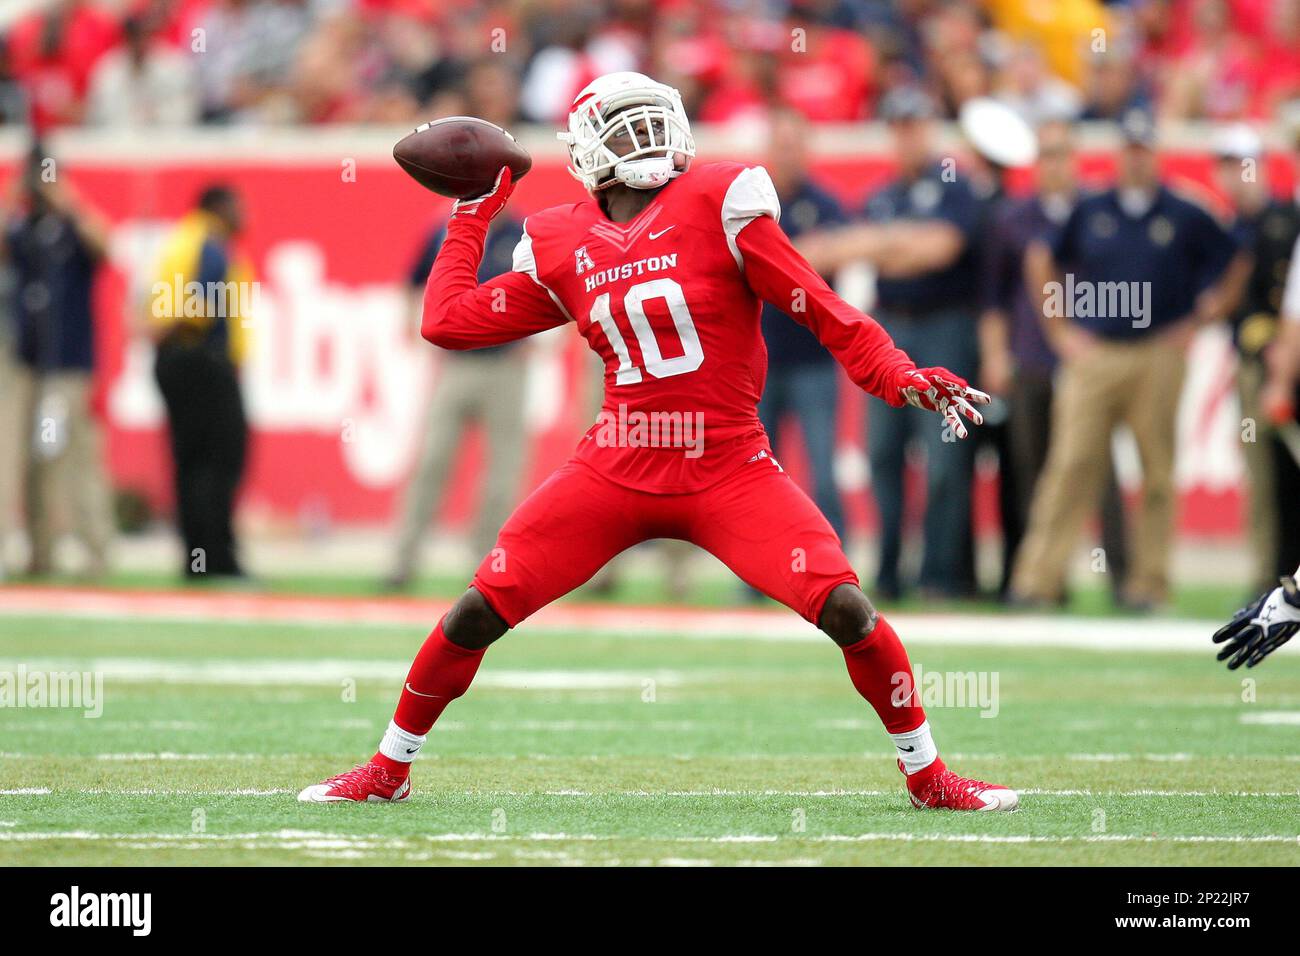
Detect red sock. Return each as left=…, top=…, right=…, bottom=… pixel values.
left=372, top=618, right=486, bottom=776
left=840, top=614, right=927, bottom=734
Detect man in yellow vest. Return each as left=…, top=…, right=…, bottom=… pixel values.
left=149, top=184, right=252, bottom=579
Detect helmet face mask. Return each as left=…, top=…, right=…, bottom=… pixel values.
left=559, top=72, right=696, bottom=194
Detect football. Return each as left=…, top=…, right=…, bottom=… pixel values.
left=392, top=116, right=532, bottom=199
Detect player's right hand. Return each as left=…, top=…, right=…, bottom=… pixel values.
left=896, top=367, right=990, bottom=440
left=1212, top=576, right=1300, bottom=669
left=450, top=166, right=515, bottom=224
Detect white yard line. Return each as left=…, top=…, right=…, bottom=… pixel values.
left=1239, top=711, right=1300, bottom=725
left=3, top=750, right=1298, bottom=764
left=0, top=829, right=1296, bottom=846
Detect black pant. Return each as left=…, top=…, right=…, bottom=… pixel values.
left=154, top=337, right=247, bottom=577
left=1274, top=398, right=1300, bottom=579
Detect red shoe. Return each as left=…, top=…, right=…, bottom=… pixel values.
left=297, top=762, right=411, bottom=803
left=900, top=758, right=1019, bottom=811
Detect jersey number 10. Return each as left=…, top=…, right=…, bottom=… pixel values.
left=590, top=278, right=704, bottom=385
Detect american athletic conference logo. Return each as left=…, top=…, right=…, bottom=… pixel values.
left=574, top=246, right=596, bottom=275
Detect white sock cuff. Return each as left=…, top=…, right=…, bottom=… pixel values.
left=378, top=720, right=427, bottom=763
left=890, top=719, right=938, bottom=775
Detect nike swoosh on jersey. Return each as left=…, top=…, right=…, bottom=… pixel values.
left=648, top=226, right=676, bottom=240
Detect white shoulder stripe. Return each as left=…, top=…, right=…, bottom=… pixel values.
left=512, top=220, right=574, bottom=322
left=512, top=221, right=542, bottom=280
left=721, top=165, right=781, bottom=271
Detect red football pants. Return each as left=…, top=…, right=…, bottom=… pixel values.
left=471, top=455, right=859, bottom=627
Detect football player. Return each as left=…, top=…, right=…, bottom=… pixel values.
left=301, top=73, right=1018, bottom=810
left=1213, top=568, right=1300, bottom=668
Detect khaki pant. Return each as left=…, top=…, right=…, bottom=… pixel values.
left=1237, top=357, right=1279, bottom=592
left=8, top=367, right=114, bottom=574
left=390, top=350, right=528, bottom=578
left=1012, top=335, right=1186, bottom=604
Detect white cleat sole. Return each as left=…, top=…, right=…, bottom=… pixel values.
left=296, top=779, right=411, bottom=803
left=296, top=784, right=345, bottom=803
left=978, top=788, right=1020, bottom=811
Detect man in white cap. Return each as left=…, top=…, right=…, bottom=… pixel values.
left=1214, top=123, right=1300, bottom=593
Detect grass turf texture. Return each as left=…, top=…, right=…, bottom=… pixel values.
left=1, top=610, right=1297, bottom=866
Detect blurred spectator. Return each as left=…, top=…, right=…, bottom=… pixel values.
left=1079, top=42, right=1153, bottom=121
left=758, top=107, right=848, bottom=540
left=1161, top=0, right=1261, bottom=120
left=921, top=1, right=991, bottom=117
left=777, top=17, right=875, bottom=122
left=1262, top=158, right=1300, bottom=578
left=189, top=0, right=313, bottom=123
left=150, top=185, right=252, bottom=579
left=799, top=87, right=983, bottom=600
left=0, top=38, right=30, bottom=124
left=291, top=10, right=411, bottom=123
left=0, top=234, right=18, bottom=578
left=518, top=3, right=630, bottom=124
left=995, top=41, right=1082, bottom=124
left=5, top=149, right=114, bottom=577
left=410, top=9, right=516, bottom=118
left=461, top=57, right=522, bottom=126
left=979, top=119, right=1128, bottom=601
left=957, top=96, right=1030, bottom=596
left=1012, top=110, right=1242, bottom=610
left=7, top=0, right=120, bottom=130
left=385, top=214, right=529, bottom=590
left=1215, top=124, right=1300, bottom=589
left=1257, top=0, right=1300, bottom=118
left=86, top=12, right=198, bottom=126
left=698, top=32, right=777, bottom=129
left=986, top=0, right=1110, bottom=88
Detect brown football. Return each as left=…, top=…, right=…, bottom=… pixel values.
left=392, top=116, right=532, bottom=199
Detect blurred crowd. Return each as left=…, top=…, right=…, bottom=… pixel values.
left=0, top=0, right=1298, bottom=131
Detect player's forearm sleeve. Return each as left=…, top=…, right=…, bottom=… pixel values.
left=736, top=215, right=915, bottom=405
left=421, top=217, right=567, bottom=349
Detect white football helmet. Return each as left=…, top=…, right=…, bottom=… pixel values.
left=558, top=71, right=696, bottom=193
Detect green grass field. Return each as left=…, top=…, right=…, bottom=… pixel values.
left=2, top=595, right=1298, bottom=866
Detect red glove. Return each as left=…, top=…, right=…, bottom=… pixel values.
left=895, top=366, right=990, bottom=439
left=1262, top=378, right=1295, bottom=427
left=449, top=166, right=516, bottom=224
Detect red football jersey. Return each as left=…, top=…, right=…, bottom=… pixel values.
left=519, top=162, right=778, bottom=491
left=423, top=161, right=916, bottom=494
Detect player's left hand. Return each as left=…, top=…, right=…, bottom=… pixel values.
left=896, top=367, right=990, bottom=439
left=1212, top=576, right=1300, bottom=669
